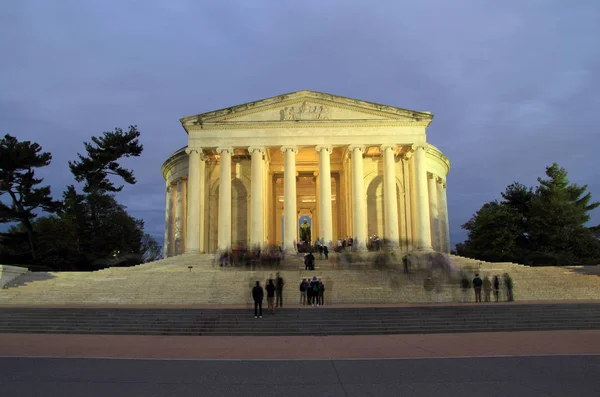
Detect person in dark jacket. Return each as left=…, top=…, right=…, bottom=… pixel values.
left=299, top=279, right=307, bottom=305
left=472, top=273, right=483, bottom=303
left=323, top=245, right=329, bottom=260
left=275, top=272, right=284, bottom=308
left=252, top=281, right=264, bottom=318
left=310, top=276, right=319, bottom=306
left=493, top=275, right=501, bottom=302
left=266, top=279, right=276, bottom=314
left=317, top=278, right=325, bottom=306
left=504, top=273, right=514, bottom=302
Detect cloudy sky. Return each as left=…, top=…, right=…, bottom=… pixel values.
left=2, top=0, right=599, bottom=247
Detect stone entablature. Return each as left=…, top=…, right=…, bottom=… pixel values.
left=162, top=90, right=451, bottom=256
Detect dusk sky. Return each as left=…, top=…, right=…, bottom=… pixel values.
left=2, top=0, right=599, bottom=248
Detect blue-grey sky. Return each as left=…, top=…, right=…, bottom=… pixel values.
left=1, top=0, right=599, bottom=247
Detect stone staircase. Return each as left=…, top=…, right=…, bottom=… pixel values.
left=1, top=253, right=600, bottom=305
left=0, top=303, right=599, bottom=336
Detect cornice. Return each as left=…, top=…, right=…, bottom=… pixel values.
left=186, top=120, right=430, bottom=130
left=161, top=145, right=188, bottom=179
left=180, top=90, right=434, bottom=125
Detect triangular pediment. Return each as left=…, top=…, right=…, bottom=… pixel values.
left=180, top=90, right=433, bottom=126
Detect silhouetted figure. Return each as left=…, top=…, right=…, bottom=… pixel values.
left=299, top=279, right=307, bottom=305
left=310, top=276, right=319, bottom=306
left=266, top=279, right=276, bottom=314
left=323, top=246, right=329, bottom=260
left=252, top=281, right=264, bottom=318
left=276, top=272, right=284, bottom=307
left=318, top=278, right=325, bottom=305
left=493, top=275, right=500, bottom=302
left=305, top=252, right=315, bottom=270
left=504, top=273, right=514, bottom=302
left=472, top=273, right=483, bottom=302
left=483, top=276, right=492, bottom=302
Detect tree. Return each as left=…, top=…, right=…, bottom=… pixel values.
left=68, top=125, right=143, bottom=194
left=458, top=163, right=600, bottom=265
left=457, top=200, right=522, bottom=261
left=528, top=163, right=600, bottom=256
left=500, top=182, right=535, bottom=252
left=0, top=134, right=60, bottom=259
left=141, top=233, right=163, bottom=263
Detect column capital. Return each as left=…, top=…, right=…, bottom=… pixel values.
left=280, top=145, right=298, bottom=154
left=427, top=172, right=435, bottom=179
left=313, top=171, right=319, bottom=177
left=348, top=144, right=365, bottom=153
left=411, top=143, right=429, bottom=152
left=315, top=145, right=333, bottom=153
left=436, top=176, right=446, bottom=188
left=166, top=184, right=173, bottom=193
left=380, top=144, right=397, bottom=152
left=248, top=146, right=265, bottom=154
left=216, top=146, right=233, bottom=154
left=185, top=147, right=202, bottom=155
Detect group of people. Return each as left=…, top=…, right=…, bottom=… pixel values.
left=299, top=276, right=325, bottom=306
left=467, top=273, right=514, bottom=303
left=251, top=273, right=285, bottom=318
left=251, top=274, right=325, bottom=317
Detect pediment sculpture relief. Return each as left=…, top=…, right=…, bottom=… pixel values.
left=280, top=102, right=330, bottom=121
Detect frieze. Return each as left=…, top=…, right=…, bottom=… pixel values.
left=280, top=102, right=330, bottom=121
left=187, top=120, right=431, bottom=129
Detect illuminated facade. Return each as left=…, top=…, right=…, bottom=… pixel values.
left=161, top=90, right=450, bottom=256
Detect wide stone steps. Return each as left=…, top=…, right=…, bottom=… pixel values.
left=2, top=254, right=600, bottom=305
left=1, top=303, right=599, bottom=336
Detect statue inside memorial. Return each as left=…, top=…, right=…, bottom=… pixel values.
left=299, top=219, right=311, bottom=244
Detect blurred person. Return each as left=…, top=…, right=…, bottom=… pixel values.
left=252, top=281, right=264, bottom=318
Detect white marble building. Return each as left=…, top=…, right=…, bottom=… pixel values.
left=161, top=90, right=450, bottom=256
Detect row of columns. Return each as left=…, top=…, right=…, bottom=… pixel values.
left=165, top=143, right=446, bottom=256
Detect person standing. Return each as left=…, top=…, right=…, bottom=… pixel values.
left=275, top=272, right=284, bottom=308
left=310, top=276, right=319, bottom=306
left=252, top=281, right=264, bottom=318
left=472, top=273, right=483, bottom=303
left=504, top=273, right=514, bottom=302
left=317, top=278, right=325, bottom=306
left=483, top=275, right=492, bottom=302
left=266, top=279, right=276, bottom=314
left=493, top=275, right=500, bottom=302
left=299, top=279, right=307, bottom=305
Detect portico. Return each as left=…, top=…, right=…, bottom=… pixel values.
left=161, top=90, right=451, bottom=256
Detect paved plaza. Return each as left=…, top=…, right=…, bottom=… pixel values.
left=1, top=355, right=599, bottom=396
left=1, top=304, right=599, bottom=396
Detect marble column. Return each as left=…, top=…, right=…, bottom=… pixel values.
left=281, top=146, right=298, bottom=251
left=217, top=147, right=232, bottom=251
left=381, top=145, right=400, bottom=246
left=316, top=145, right=333, bottom=247
left=349, top=145, right=367, bottom=250
left=185, top=148, right=201, bottom=254
left=249, top=146, right=265, bottom=248
left=427, top=173, right=440, bottom=251
left=412, top=143, right=432, bottom=250
left=437, top=177, right=450, bottom=253
left=198, top=154, right=206, bottom=253
left=164, top=183, right=173, bottom=258
left=175, top=178, right=187, bottom=255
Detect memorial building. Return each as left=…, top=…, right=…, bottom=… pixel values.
left=161, top=90, right=450, bottom=256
